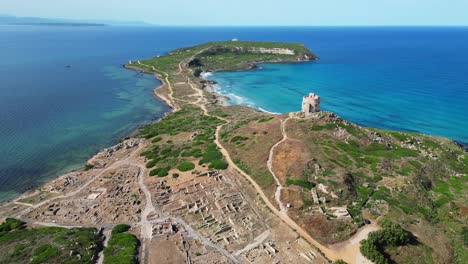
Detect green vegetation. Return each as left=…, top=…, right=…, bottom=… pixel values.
left=31, top=244, right=60, bottom=264
left=151, top=136, right=162, bottom=143
left=104, top=225, right=139, bottom=264
left=136, top=41, right=315, bottom=74
left=0, top=218, right=25, bottom=233
left=285, top=178, right=315, bottom=190
left=83, top=164, right=95, bottom=171
left=360, top=220, right=411, bottom=264
left=130, top=41, right=467, bottom=262
left=138, top=105, right=228, bottom=176
left=177, top=161, right=195, bottom=172
left=0, top=219, right=99, bottom=264
left=111, top=224, right=131, bottom=235
left=209, top=159, right=229, bottom=170
left=186, top=41, right=315, bottom=71
left=149, top=167, right=170, bottom=177
left=199, top=143, right=228, bottom=170
left=311, top=123, right=336, bottom=131
left=230, top=135, right=249, bottom=143
left=258, top=116, right=274, bottom=123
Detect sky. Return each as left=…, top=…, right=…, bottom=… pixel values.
left=2, top=0, right=468, bottom=26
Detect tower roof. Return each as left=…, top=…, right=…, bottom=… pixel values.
left=303, top=93, right=319, bottom=99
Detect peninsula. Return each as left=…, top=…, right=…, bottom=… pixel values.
left=0, top=41, right=466, bottom=264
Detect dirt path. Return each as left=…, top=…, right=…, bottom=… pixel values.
left=137, top=163, right=155, bottom=264
left=133, top=58, right=376, bottom=264
left=97, top=228, right=112, bottom=264
left=134, top=65, right=238, bottom=263
left=233, top=230, right=270, bottom=256
left=137, top=61, right=179, bottom=111
left=266, top=117, right=291, bottom=215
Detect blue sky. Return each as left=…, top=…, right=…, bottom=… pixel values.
left=2, top=0, right=468, bottom=26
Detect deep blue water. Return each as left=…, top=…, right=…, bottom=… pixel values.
left=1, top=26, right=467, bottom=201
left=207, top=27, right=468, bottom=144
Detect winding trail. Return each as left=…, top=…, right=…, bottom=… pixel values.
left=266, top=117, right=290, bottom=215
left=9, top=56, right=378, bottom=264
left=97, top=228, right=112, bottom=264
left=136, top=60, right=179, bottom=111
left=137, top=163, right=155, bottom=264
left=134, top=63, right=238, bottom=263
left=132, top=56, right=379, bottom=263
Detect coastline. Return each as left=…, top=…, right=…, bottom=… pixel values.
left=2, top=41, right=466, bottom=264
left=0, top=66, right=172, bottom=205
left=205, top=69, right=468, bottom=150
left=9, top=52, right=459, bottom=206
left=202, top=66, right=468, bottom=148
left=124, top=64, right=176, bottom=112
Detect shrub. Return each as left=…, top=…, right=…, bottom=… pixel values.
left=84, top=164, right=95, bottom=171
left=285, top=178, right=315, bottom=190
left=112, top=224, right=131, bottom=235
left=360, top=221, right=410, bottom=264
left=230, top=135, right=249, bottom=143
left=199, top=144, right=223, bottom=164
left=151, top=136, right=162, bottom=143
left=157, top=167, right=169, bottom=177
left=209, top=160, right=228, bottom=170
left=0, top=218, right=26, bottom=233
left=149, top=169, right=158, bottom=176
left=149, top=167, right=170, bottom=177
left=181, top=151, right=192, bottom=157
left=172, top=173, right=180, bottom=179
left=194, top=69, right=203, bottom=77
left=258, top=116, right=274, bottom=123
left=177, top=161, right=195, bottom=172
left=146, top=160, right=157, bottom=168
left=462, top=226, right=468, bottom=246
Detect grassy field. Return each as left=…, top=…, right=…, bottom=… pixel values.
left=103, top=224, right=139, bottom=264
left=139, top=105, right=227, bottom=177
left=0, top=219, right=100, bottom=264
left=134, top=41, right=316, bottom=74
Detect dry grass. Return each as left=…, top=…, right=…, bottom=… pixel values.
left=273, top=139, right=311, bottom=185
left=221, top=116, right=282, bottom=198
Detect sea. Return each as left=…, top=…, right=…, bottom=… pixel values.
left=1, top=26, right=467, bottom=201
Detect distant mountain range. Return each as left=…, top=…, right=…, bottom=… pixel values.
left=0, top=15, right=153, bottom=27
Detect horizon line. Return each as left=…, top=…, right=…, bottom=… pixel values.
left=3, top=14, right=468, bottom=27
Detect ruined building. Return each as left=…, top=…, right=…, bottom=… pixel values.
left=301, top=93, right=320, bottom=116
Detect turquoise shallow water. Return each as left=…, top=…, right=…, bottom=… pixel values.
left=0, top=26, right=171, bottom=201
left=206, top=28, right=468, bottom=144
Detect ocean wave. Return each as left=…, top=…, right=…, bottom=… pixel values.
left=200, top=72, right=212, bottom=78
left=209, top=78, right=278, bottom=115
left=258, top=107, right=280, bottom=115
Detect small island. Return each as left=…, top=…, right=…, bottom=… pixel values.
left=0, top=41, right=466, bottom=264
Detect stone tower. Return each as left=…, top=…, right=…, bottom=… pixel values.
left=301, top=93, right=320, bottom=116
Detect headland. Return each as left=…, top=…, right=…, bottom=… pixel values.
left=0, top=40, right=466, bottom=264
